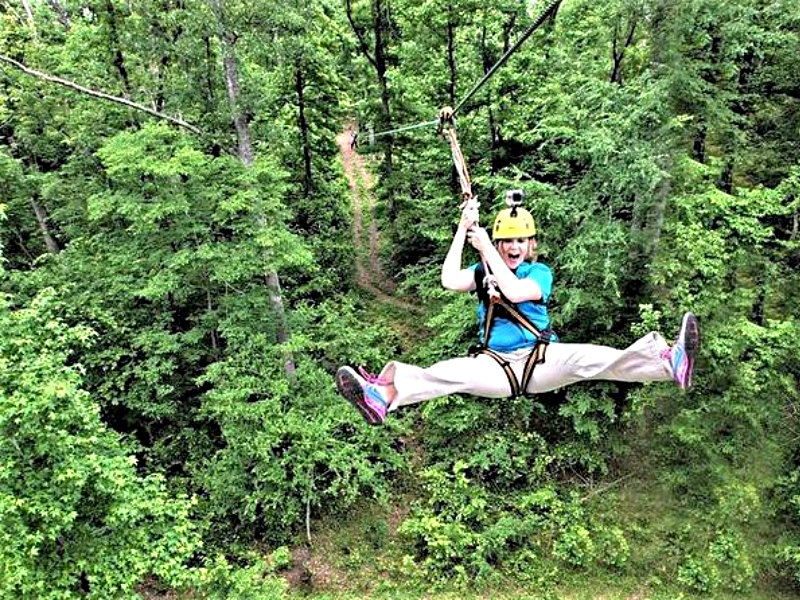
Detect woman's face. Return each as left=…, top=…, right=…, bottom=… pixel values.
left=498, top=237, right=532, bottom=270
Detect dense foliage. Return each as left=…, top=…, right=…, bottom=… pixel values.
left=1, top=0, right=799, bottom=597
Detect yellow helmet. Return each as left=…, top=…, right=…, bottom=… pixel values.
left=492, top=206, right=536, bottom=240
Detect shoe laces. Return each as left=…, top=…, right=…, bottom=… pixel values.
left=358, top=366, right=391, bottom=386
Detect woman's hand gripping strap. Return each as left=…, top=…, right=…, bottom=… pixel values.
left=460, top=197, right=480, bottom=230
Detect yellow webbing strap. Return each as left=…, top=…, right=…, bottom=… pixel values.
left=437, top=107, right=471, bottom=199
left=483, top=301, right=495, bottom=348
left=439, top=107, right=502, bottom=306
left=444, top=127, right=472, bottom=200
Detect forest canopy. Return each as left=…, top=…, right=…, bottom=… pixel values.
left=1, top=0, right=800, bottom=598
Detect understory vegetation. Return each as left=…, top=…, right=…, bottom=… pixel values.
left=2, top=0, right=800, bottom=598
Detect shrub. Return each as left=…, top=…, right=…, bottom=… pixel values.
left=0, top=291, right=199, bottom=599
left=399, top=463, right=629, bottom=587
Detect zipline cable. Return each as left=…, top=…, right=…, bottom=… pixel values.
left=369, top=0, right=562, bottom=141
left=452, top=0, right=561, bottom=117
left=370, top=119, right=439, bottom=140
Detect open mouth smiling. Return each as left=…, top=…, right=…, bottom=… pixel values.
left=504, top=250, right=523, bottom=266
left=500, top=238, right=529, bottom=267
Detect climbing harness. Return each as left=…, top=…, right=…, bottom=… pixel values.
left=470, top=262, right=553, bottom=398
left=471, top=343, right=549, bottom=398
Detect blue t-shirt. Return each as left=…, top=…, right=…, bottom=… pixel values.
left=470, top=261, right=556, bottom=352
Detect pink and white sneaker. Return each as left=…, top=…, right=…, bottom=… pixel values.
left=336, top=366, right=389, bottom=425
left=669, top=312, right=700, bottom=390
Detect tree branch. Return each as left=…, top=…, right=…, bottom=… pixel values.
left=0, top=54, right=201, bottom=135
left=345, top=0, right=378, bottom=71
left=610, top=17, right=636, bottom=84
left=30, top=196, right=60, bottom=254
left=580, top=473, right=634, bottom=503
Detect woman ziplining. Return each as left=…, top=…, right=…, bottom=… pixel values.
left=335, top=188, right=700, bottom=425
left=336, top=108, right=700, bottom=426
left=334, top=0, right=699, bottom=424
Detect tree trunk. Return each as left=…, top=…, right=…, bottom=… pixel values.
left=203, top=36, right=216, bottom=112
left=372, top=0, right=394, bottom=215
left=626, top=159, right=672, bottom=317
left=104, top=0, right=132, bottom=99
left=21, top=0, right=36, bottom=30
left=151, top=3, right=183, bottom=114
left=13, top=226, right=36, bottom=264
left=30, top=196, right=60, bottom=254
left=217, top=36, right=254, bottom=166
left=372, top=0, right=391, bottom=136
left=206, top=285, right=219, bottom=353
left=718, top=160, right=733, bottom=194
left=644, top=169, right=671, bottom=261
left=446, top=3, right=456, bottom=107
left=345, top=0, right=394, bottom=212
left=501, top=11, right=516, bottom=53
left=265, top=270, right=295, bottom=376
left=610, top=17, right=636, bottom=85
left=295, top=65, right=313, bottom=197
left=751, top=279, right=766, bottom=326
left=154, top=54, right=169, bottom=113
left=210, top=0, right=296, bottom=377
left=480, top=25, right=499, bottom=175
left=487, top=107, right=499, bottom=176
left=693, top=122, right=707, bottom=163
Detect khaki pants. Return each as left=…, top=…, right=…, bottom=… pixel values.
left=382, top=332, right=673, bottom=411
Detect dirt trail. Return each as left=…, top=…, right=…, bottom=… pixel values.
left=337, top=130, right=420, bottom=314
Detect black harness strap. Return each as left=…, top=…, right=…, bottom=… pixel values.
left=492, top=296, right=543, bottom=337
left=483, top=301, right=496, bottom=346
left=471, top=339, right=549, bottom=399
left=470, top=346, right=521, bottom=398
left=520, top=335, right=549, bottom=393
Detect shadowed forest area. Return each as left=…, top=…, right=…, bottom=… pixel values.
left=2, top=0, right=800, bottom=598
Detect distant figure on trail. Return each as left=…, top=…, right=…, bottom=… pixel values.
left=350, top=129, right=358, bottom=150
left=335, top=195, right=700, bottom=426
